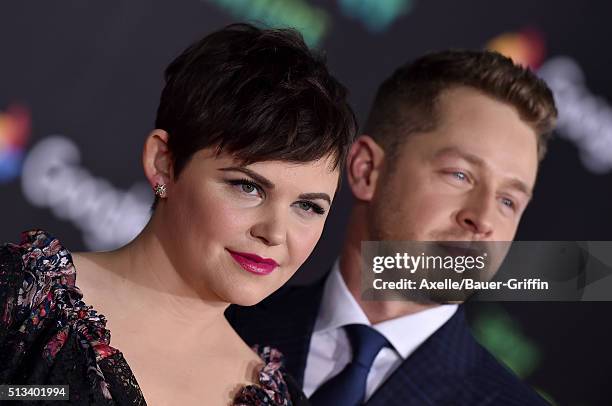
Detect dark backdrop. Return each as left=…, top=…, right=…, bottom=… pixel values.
left=1, top=1, right=611, bottom=404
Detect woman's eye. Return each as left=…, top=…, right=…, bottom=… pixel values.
left=296, top=201, right=326, bottom=215
left=228, top=179, right=262, bottom=197
left=241, top=183, right=256, bottom=194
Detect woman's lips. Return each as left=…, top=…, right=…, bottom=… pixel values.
left=227, top=249, right=279, bottom=275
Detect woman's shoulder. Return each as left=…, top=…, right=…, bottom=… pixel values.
left=233, top=346, right=310, bottom=406
left=1, top=229, right=76, bottom=277
left=0, top=228, right=108, bottom=355
left=0, top=229, right=78, bottom=327
left=0, top=230, right=142, bottom=403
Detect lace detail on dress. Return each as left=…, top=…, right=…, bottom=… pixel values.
left=233, top=345, right=293, bottom=406
left=0, top=230, right=142, bottom=404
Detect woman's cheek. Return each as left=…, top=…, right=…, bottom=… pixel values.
left=288, top=223, right=325, bottom=267
left=193, top=187, right=247, bottom=228
left=208, top=205, right=252, bottom=238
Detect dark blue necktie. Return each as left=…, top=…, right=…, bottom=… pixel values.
left=309, top=324, right=390, bottom=406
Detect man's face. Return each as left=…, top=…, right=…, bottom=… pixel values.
left=369, top=86, right=539, bottom=243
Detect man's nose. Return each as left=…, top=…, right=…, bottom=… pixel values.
left=249, top=206, right=288, bottom=246
left=455, top=189, right=495, bottom=238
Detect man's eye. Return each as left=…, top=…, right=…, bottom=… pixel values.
left=501, top=197, right=515, bottom=208
left=452, top=171, right=468, bottom=181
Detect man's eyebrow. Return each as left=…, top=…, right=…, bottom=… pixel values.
left=434, top=146, right=533, bottom=198
left=433, top=147, right=485, bottom=166
left=298, top=193, right=331, bottom=205
left=505, top=178, right=533, bottom=200
left=218, top=167, right=274, bottom=189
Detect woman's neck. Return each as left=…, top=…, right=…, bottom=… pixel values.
left=75, top=216, right=229, bottom=340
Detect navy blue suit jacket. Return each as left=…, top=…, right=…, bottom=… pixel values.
left=225, top=273, right=549, bottom=405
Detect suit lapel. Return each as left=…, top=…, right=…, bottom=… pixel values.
left=366, top=307, right=478, bottom=406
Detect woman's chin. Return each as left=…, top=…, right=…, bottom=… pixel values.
left=227, top=288, right=271, bottom=306
left=231, top=296, right=265, bottom=307
left=220, top=282, right=276, bottom=307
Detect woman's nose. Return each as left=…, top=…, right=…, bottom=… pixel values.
left=249, top=208, right=288, bottom=246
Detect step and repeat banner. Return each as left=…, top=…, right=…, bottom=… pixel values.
left=1, top=1, right=611, bottom=404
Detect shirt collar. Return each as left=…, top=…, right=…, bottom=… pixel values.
left=314, top=259, right=370, bottom=333
left=314, top=258, right=458, bottom=360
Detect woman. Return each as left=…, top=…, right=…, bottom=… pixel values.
left=0, top=23, right=356, bottom=405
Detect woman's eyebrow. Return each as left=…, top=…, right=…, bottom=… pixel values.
left=218, top=167, right=274, bottom=189
left=219, top=167, right=331, bottom=204
left=299, top=193, right=331, bottom=205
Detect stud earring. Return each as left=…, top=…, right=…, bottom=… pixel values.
left=154, top=183, right=167, bottom=198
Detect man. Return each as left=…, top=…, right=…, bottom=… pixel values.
left=226, top=49, right=557, bottom=405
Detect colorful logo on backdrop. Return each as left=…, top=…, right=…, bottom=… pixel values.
left=203, top=0, right=330, bottom=47
left=338, top=0, right=416, bottom=32
left=486, top=28, right=546, bottom=69
left=0, top=104, right=31, bottom=183
left=488, top=28, right=612, bottom=173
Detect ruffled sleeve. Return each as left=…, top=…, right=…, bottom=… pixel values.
left=233, top=345, right=310, bottom=406
left=0, top=230, right=144, bottom=405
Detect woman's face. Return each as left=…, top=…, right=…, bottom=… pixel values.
left=159, top=148, right=339, bottom=306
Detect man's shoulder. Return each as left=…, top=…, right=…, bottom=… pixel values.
left=461, top=340, right=549, bottom=405
left=442, top=319, right=548, bottom=405
left=379, top=308, right=550, bottom=405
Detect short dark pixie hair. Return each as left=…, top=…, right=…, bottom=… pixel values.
left=365, top=50, right=557, bottom=163
left=155, top=23, right=357, bottom=181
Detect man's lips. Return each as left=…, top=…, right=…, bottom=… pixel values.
left=435, top=242, right=483, bottom=258
left=226, top=249, right=279, bottom=275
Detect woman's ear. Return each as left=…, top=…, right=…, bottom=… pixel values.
left=346, top=135, right=385, bottom=201
left=142, top=129, right=173, bottom=189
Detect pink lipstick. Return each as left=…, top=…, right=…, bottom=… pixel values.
left=227, top=249, right=279, bottom=275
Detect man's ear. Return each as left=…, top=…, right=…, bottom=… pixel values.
left=346, top=135, right=385, bottom=201
left=142, top=129, right=173, bottom=189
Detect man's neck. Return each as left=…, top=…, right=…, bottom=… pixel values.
left=339, top=208, right=439, bottom=325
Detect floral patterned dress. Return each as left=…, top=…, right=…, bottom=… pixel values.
left=0, top=230, right=309, bottom=405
